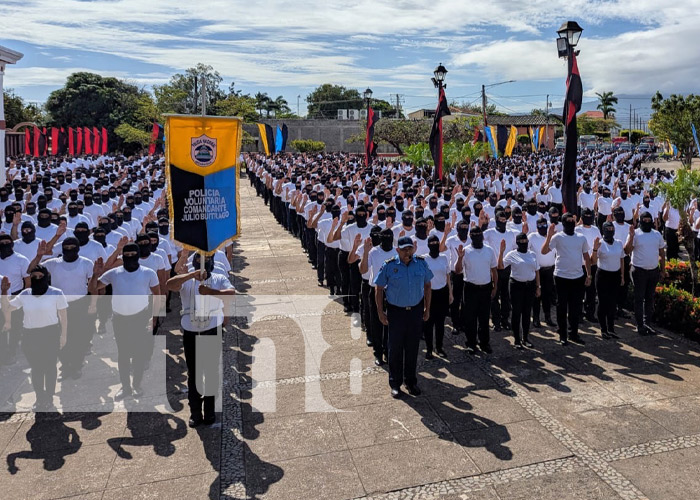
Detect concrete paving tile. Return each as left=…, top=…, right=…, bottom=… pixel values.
left=245, top=449, right=363, bottom=500
left=418, top=363, right=497, bottom=398
left=243, top=412, right=346, bottom=462
left=558, top=405, right=675, bottom=451
left=351, top=436, right=479, bottom=494
left=0, top=422, right=22, bottom=455
left=454, top=420, right=571, bottom=473
left=315, top=344, right=378, bottom=374
left=337, top=399, right=447, bottom=449
left=240, top=331, right=310, bottom=382
left=429, top=487, right=501, bottom=500
left=102, top=471, right=219, bottom=500
left=428, top=388, right=532, bottom=434
left=241, top=379, right=335, bottom=419
left=525, top=375, right=627, bottom=416
left=494, top=466, right=618, bottom=500
left=635, top=395, right=700, bottom=437
left=1, top=442, right=115, bottom=500
left=321, top=372, right=391, bottom=409
left=614, top=446, right=700, bottom=500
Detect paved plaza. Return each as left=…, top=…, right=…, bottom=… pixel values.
left=1, top=173, right=700, bottom=499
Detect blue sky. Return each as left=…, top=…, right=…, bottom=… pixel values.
left=2, top=0, right=699, bottom=124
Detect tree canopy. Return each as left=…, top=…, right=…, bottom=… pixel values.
left=2, top=89, right=45, bottom=128
left=649, top=92, right=700, bottom=166
left=595, top=91, right=618, bottom=119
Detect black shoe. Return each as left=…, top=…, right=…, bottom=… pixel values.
left=602, top=332, right=612, bottom=340
left=374, top=357, right=385, bottom=366
left=481, top=345, right=493, bottom=354
left=493, top=325, right=502, bottom=332
left=570, top=335, right=586, bottom=345
left=524, top=341, right=534, bottom=348
left=532, top=320, right=542, bottom=328
left=638, top=326, right=653, bottom=336
left=558, top=339, right=569, bottom=346
left=545, top=318, right=557, bottom=327
left=608, top=331, right=620, bottom=339
left=115, top=388, right=132, bottom=401
left=514, top=342, right=524, bottom=350
left=317, top=280, right=324, bottom=287
left=617, top=310, right=630, bottom=319
left=645, top=325, right=657, bottom=336
left=189, top=416, right=203, bottom=428
left=133, top=386, right=145, bottom=398
left=502, top=322, right=511, bottom=330
left=406, top=385, right=421, bottom=396
left=465, top=346, right=477, bottom=355
left=366, top=339, right=373, bottom=347
left=203, top=414, right=216, bottom=426
left=391, top=388, right=403, bottom=399
left=425, top=352, right=435, bottom=360
left=436, top=348, right=447, bottom=357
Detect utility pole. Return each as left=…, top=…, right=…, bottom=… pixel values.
left=200, top=75, right=206, bottom=116
left=629, top=104, right=632, bottom=143
left=297, top=95, right=300, bottom=117
left=481, top=84, right=488, bottom=129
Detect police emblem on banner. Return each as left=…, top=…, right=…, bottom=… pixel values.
left=191, top=135, right=217, bottom=167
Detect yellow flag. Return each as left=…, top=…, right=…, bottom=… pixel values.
left=505, top=125, right=518, bottom=157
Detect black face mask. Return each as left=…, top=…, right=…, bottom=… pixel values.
left=70, top=193, right=78, bottom=202
left=84, top=196, right=93, bottom=206
left=31, top=274, right=50, bottom=296
left=429, top=200, right=438, bottom=209
left=5, top=212, right=14, bottom=224
left=150, top=240, right=159, bottom=252
left=101, top=194, right=110, bottom=203
left=159, top=224, right=169, bottom=236
left=643, top=199, right=650, bottom=208
left=75, top=231, right=90, bottom=246
left=428, top=243, right=440, bottom=258
left=402, top=215, right=413, bottom=228
left=614, top=211, right=625, bottom=223
left=38, top=216, right=51, bottom=228
left=22, top=227, right=36, bottom=244
left=0, top=192, right=8, bottom=202
left=474, top=205, right=482, bottom=217
left=513, top=215, right=523, bottom=224
left=415, top=224, right=428, bottom=239
left=489, top=198, right=497, bottom=207
left=434, top=219, right=446, bottom=232
left=123, top=254, right=140, bottom=272
left=384, top=195, right=392, bottom=204
left=331, top=209, right=341, bottom=219
left=527, top=205, right=537, bottom=216
left=62, top=245, right=79, bottom=262
left=138, top=243, right=151, bottom=258
left=356, top=213, right=368, bottom=228
left=550, top=215, right=559, bottom=224
left=44, top=192, right=53, bottom=201
left=0, top=242, right=13, bottom=259
left=123, top=212, right=132, bottom=222
left=134, top=197, right=142, bottom=206
left=603, top=229, right=615, bottom=244
left=603, top=191, right=611, bottom=198
left=537, top=224, right=548, bottom=237
left=94, top=232, right=107, bottom=247
left=563, top=220, right=576, bottom=236
left=377, top=211, right=386, bottom=221
left=380, top=236, right=393, bottom=252
left=640, top=219, right=653, bottom=232
left=516, top=240, right=528, bottom=253
left=25, top=205, right=35, bottom=216
left=620, top=191, right=628, bottom=200
left=470, top=234, right=484, bottom=249
left=395, top=201, right=405, bottom=212
left=68, top=207, right=79, bottom=217
left=555, top=182, right=561, bottom=188
left=30, top=185, right=38, bottom=195
left=583, top=187, right=591, bottom=194
left=582, top=213, right=594, bottom=226
left=496, top=220, right=506, bottom=232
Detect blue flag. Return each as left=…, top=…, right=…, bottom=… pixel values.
left=484, top=126, right=498, bottom=159
left=275, top=125, right=283, bottom=153
left=533, top=127, right=540, bottom=152
left=692, top=123, right=700, bottom=155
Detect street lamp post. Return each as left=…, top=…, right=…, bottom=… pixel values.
left=363, top=87, right=373, bottom=112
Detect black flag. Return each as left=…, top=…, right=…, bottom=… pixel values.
left=562, top=51, right=583, bottom=215
left=365, top=107, right=378, bottom=167
left=429, top=87, right=451, bottom=180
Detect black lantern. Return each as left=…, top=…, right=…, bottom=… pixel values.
left=363, top=88, right=373, bottom=101
left=432, top=63, right=447, bottom=88
left=557, top=21, right=583, bottom=57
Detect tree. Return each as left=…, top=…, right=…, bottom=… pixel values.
left=649, top=92, right=700, bottom=166
left=578, top=115, right=620, bottom=138
left=450, top=101, right=499, bottom=116
left=306, top=84, right=363, bottom=119
left=254, top=92, right=271, bottom=118
left=289, top=139, right=325, bottom=153
left=153, top=63, right=224, bottom=115
left=265, top=95, right=290, bottom=117
left=211, top=94, right=259, bottom=122
left=618, top=129, right=646, bottom=144
left=114, top=123, right=152, bottom=152
left=656, top=167, right=700, bottom=294
left=401, top=143, right=432, bottom=167
left=3, top=89, right=45, bottom=127
left=595, top=91, right=618, bottom=119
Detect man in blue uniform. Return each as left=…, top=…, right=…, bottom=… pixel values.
left=374, top=236, right=433, bottom=399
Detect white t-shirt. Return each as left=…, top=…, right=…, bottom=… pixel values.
left=0, top=253, right=30, bottom=293
left=597, top=240, right=625, bottom=272
left=180, top=273, right=231, bottom=331
left=576, top=225, right=601, bottom=264
left=503, top=250, right=539, bottom=282
left=421, top=254, right=449, bottom=290
left=12, top=238, right=41, bottom=262
left=597, top=196, right=613, bottom=216
left=43, top=256, right=94, bottom=301
left=10, top=286, right=68, bottom=329
left=462, top=245, right=497, bottom=285
left=445, top=234, right=470, bottom=273
left=528, top=232, right=556, bottom=268
left=99, top=266, right=159, bottom=315
left=484, top=228, right=517, bottom=258
left=77, top=240, right=109, bottom=263
left=548, top=232, right=589, bottom=279
left=613, top=222, right=631, bottom=244
left=367, top=247, right=395, bottom=286
left=630, top=229, right=666, bottom=270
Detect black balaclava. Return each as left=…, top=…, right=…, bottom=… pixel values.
left=331, top=206, right=341, bottom=219
left=0, top=188, right=8, bottom=202
left=473, top=202, right=482, bottom=218
left=643, top=197, right=651, bottom=208
left=74, top=222, right=90, bottom=246
left=148, top=231, right=160, bottom=252
left=370, top=226, right=382, bottom=247
left=192, top=254, right=215, bottom=279
left=84, top=194, right=93, bottom=206
left=457, top=222, right=469, bottom=241
left=613, top=207, right=625, bottom=224
left=495, top=213, right=507, bottom=233
left=516, top=233, right=529, bottom=253
left=640, top=212, right=653, bottom=232
left=428, top=235, right=440, bottom=258
left=619, top=188, right=628, bottom=200
left=158, top=218, right=169, bottom=236
left=434, top=215, right=446, bottom=232
left=549, top=207, right=560, bottom=225
left=602, top=222, right=615, bottom=244
left=30, top=266, right=50, bottom=296
left=461, top=207, right=471, bottom=225
left=136, top=234, right=151, bottom=258
left=37, top=209, right=52, bottom=228
left=527, top=202, right=537, bottom=216
left=0, top=234, right=14, bottom=259
left=26, top=202, right=37, bottom=216
left=21, top=222, right=36, bottom=244
left=603, top=189, right=611, bottom=198
left=401, top=212, right=413, bottom=228
left=68, top=202, right=79, bottom=218
left=122, top=209, right=132, bottom=222
left=470, top=228, right=484, bottom=249
left=562, top=214, right=576, bottom=236
left=415, top=218, right=428, bottom=239
left=380, top=228, right=394, bottom=252
left=512, top=208, right=523, bottom=225
left=355, top=207, right=368, bottom=228
left=537, top=219, right=548, bottom=237
left=69, top=190, right=78, bottom=202
left=62, top=237, right=80, bottom=263
left=395, top=197, right=405, bottom=212
left=93, top=228, right=107, bottom=247
left=4, top=206, right=15, bottom=224
left=429, top=198, right=438, bottom=210
left=376, top=206, right=386, bottom=221
left=582, top=209, right=595, bottom=226
left=122, top=243, right=140, bottom=272
left=488, top=194, right=498, bottom=207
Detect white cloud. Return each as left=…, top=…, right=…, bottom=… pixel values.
left=7, top=67, right=171, bottom=88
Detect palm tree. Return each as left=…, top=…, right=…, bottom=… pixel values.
left=596, top=91, right=618, bottom=120
left=254, top=92, right=271, bottom=118
left=269, top=96, right=291, bottom=117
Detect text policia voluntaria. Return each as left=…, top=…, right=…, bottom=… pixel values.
left=182, top=189, right=230, bottom=221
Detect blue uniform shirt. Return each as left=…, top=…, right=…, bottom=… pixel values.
left=373, top=255, right=433, bottom=307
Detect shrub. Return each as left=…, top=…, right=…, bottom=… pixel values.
left=289, top=139, right=325, bottom=154
left=660, top=259, right=698, bottom=295
left=653, top=285, right=700, bottom=341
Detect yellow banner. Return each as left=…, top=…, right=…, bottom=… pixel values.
left=165, top=115, right=242, bottom=175
left=505, top=125, right=518, bottom=157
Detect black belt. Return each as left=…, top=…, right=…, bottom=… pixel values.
left=387, top=299, right=424, bottom=311
left=540, top=265, right=554, bottom=271
left=465, top=282, right=492, bottom=289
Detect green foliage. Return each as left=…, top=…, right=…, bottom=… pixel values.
left=619, top=129, right=646, bottom=144
left=650, top=92, right=700, bottom=166
left=578, top=115, right=619, bottom=136
left=595, top=91, right=618, bottom=119
left=450, top=101, right=499, bottom=116
left=653, top=285, right=700, bottom=340
left=517, top=134, right=530, bottom=145
left=153, top=63, right=224, bottom=115
left=211, top=94, right=259, bottom=122
left=289, top=139, right=325, bottom=153
left=401, top=143, right=432, bottom=166
left=3, top=89, right=46, bottom=127
left=306, top=84, right=363, bottom=119
left=114, top=123, right=152, bottom=153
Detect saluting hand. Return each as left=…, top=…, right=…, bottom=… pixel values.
left=547, top=223, right=556, bottom=238
left=456, top=245, right=465, bottom=258
left=593, top=237, right=601, bottom=251
left=1, top=276, right=10, bottom=295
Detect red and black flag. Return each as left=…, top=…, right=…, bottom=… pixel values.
left=472, top=127, right=483, bottom=144
left=92, top=126, right=100, bottom=154
left=57, top=127, right=68, bottom=156
left=562, top=51, right=583, bottom=215
left=33, top=126, right=40, bottom=156
left=148, top=122, right=164, bottom=155
left=76, top=127, right=83, bottom=155
left=39, top=127, right=48, bottom=156
left=365, top=107, right=378, bottom=167
left=429, top=87, right=451, bottom=180
left=24, top=128, right=31, bottom=156
left=84, top=127, right=92, bottom=155
left=50, top=127, right=59, bottom=155
left=101, top=127, right=108, bottom=154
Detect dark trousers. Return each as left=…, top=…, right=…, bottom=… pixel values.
left=361, top=279, right=371, bottom=333
left=554, top=275, right=585, bottom=341
left=183, top=326, right=220, bottom=419
left=423, top=286, right=448, bottom=352
left=582, top=265, right=597, bottom=318
left=316, top=241, right=326, bottom=283
left=289, top=209, right=298, bottom=237
left=665, top=228, right=680, bottom=259
left=325, top=247, right=340, bottom=294
left=283, top=202, right=290, bottom=230
left=387, top=302, right=423, bottom=389
left=305, top=227, right=317, bottom=264
left=349, top=262, right=362, bottom=312
left=60, top=295, right=93, bottom=374
left=533, top=266, right=555, bottom=322
left=112, top=309, right=151, bottom=391
left=510, top=279, right=535, bottom=343
left=632, top=267, right=660, bottom=330
left=450, top=272, right=464, bottom=332
left=491, top=267, right=511, bottom=328
left=596, top=213, right=608, bottom=231
left=22, top=325, right=60, bottom=405
left=97, top=284, right=113, bottom=333
left=463, top=282, right=492, bottom=349
left=338, top=250, right=351, bottom=307
left=596, top=268, right=620, bottom=334
left=618, top=256, right=632, bottom=311
left=369, top=287, right=388, bottom=359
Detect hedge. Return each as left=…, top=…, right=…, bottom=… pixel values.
left=660, top=259, right=698, bottom=296
left=653, top=285, right=700, bottom=341
left=289, top=139, right=326, bottom=154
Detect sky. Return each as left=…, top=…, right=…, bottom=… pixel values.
left=2, top=0, right=699, bottom=125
